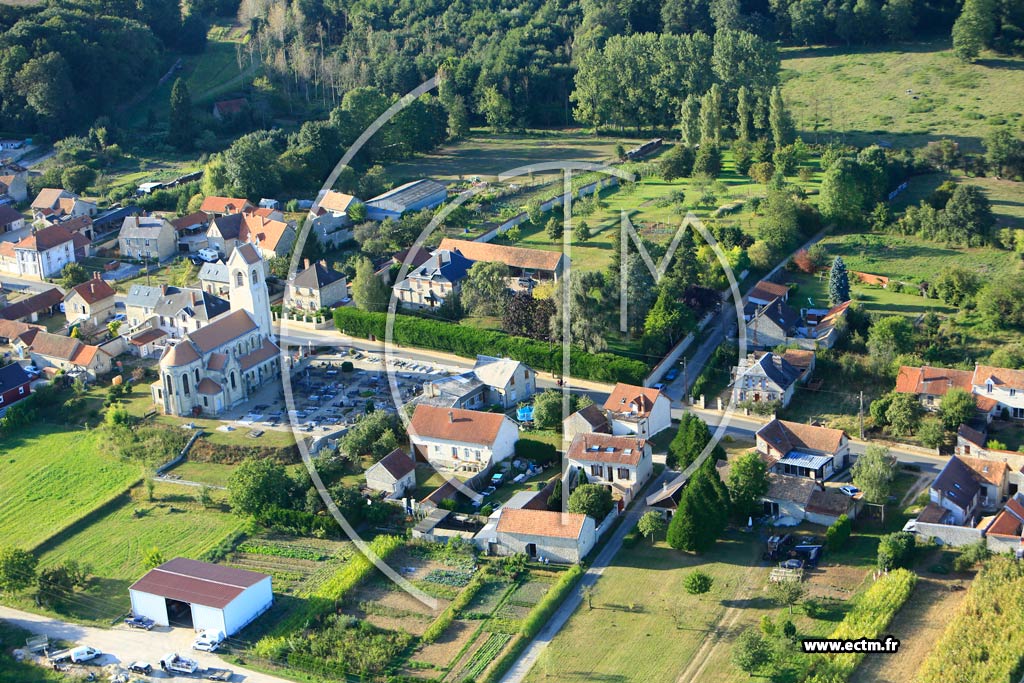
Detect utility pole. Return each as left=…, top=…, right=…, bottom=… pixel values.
left=682, top=356, right=688, bottom=399
left=858, top=390, right=864, bottom=439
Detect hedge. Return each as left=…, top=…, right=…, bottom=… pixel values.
left=421, top=571, right=487, bottom=644
left=514, top=437, right=559, bottom=466
left=916, top=556, right=1024, bottom=683
left=334, top=308, right=648, bottom=384
left=807, top=568, right=917, bottom=681
left=481, top=564, right=585, bottom=683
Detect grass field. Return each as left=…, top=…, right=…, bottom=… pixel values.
left=786, top=270, right=956, bottom=317
left=384, top=131, right=645, bottom=183
left=0, top=622, right=62, bottom=683
left=781, top=41, right=1024, bottom=150
left=891, top=172, right=1024, bottom=230
left=816, top=232, right=1021, bottom=286
left=0, top=427, right=140, bottom=551
left=28, top=481, right=242, bottom=623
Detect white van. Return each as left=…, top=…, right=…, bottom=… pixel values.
left=70, top=646, right=101, bottom=663
left=192, top=630, right=225, bottom=652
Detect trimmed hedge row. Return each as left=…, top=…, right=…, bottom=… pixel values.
left=481, top=564, right=585, bottom=683
left=421, top=571, right=488, bottom=644
left=807, top=568, right=917, bottom=682
left=334, top=308, right=648, bottom=384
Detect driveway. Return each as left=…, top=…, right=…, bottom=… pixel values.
left=0, top=606, right=291, bottom=683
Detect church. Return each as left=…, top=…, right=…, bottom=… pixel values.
left=151, top=243, right=280, bottom=417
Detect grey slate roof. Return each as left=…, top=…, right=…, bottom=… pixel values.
left=152, top=288, right=230, bottom=321
left=293, top=261, right=345, bottom=290
left=931, top=456, right=983, bottom=511
left=749, top=352, right=802, bottom=390
left=367, top=179, right=447, bottom=213
left=119, top=215, right=172, bottom=239
left=199, top=262, right=229, bottom=284
left=752, top=298, right=801, bottom=334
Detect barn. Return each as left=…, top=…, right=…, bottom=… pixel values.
left=129, top=558, right=272, bottom=635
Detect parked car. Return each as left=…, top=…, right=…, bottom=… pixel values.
left=128, top=662, right=153, bottom=675
left=124, top=615, right=155, bottom=630
left=68, top=646, right=101, bottom=663
left=665, top=368, right=679, bottom=381
left=839, top=485, right=860, bottom=497
left=24, top=364, right=40, bottom=377
left=196, top=248, right=221, bottom=263
left=192, top=630, right=224, bottom=652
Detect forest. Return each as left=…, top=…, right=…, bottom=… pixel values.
left=1, top=0, right=1022, bottom=137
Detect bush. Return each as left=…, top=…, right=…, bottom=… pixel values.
left=514, top=437, right=558, bottom=466
left=825, top=514, right=851, bottom=550
left=952, top=540, right=990, bottom=572
left=877, top=531, right=915, bottom=571
left=684, top=570, right=713, bottom=595
left=334, top=308, right=647, bottom=384
left=810, top=569, right=917, bottom=680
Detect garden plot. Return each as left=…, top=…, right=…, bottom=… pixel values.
left=226, top=535, right=353, bottom=595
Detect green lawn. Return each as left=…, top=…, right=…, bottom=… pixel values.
left=781, top=40, right=1024, bottom=150
left=384, top=131, right=645, bottom=183
left=814, top=232, right=1021, bottom=287
left=525, top=533, right=768, bottom=683
left=786, top=270, right=956, bottom=318
left=166, top=460, right=238, bottom=487
left=0, top=622, right=63, bottom=683
left=892, top=171, right=1024, bottom=231
left=29, top=481, right=243, bottom=623
left=0, top=427, right=140, bottom=551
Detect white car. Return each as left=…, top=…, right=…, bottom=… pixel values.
left=196, top=248, right=221, bottom=263
left=191, top=630, right=224, bottom=652
left=839, top=485, right=860, bottom=497
left=69, top=646, right=101, bottom=663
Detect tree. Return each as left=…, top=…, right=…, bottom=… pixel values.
left=462, top=261, right=509, bottom=317
left=658, top=144, right=695, bottom=181
left=827, top=256, right=850, bottom=305
left=881, top=0, right=915, bottom=40
left=531, top=390, right=563, bottom=430
left=918, top=418, right=946, bottom=450
left=984, top=128, right=1024, bottom=177
left=668, top=413, right=718, bottom=469
left=638, top=511, right=667, bottom=543
left=59, top=263, right=90, bottom=289
left=867, top=316, right=914, bottom=369
left=952, top=0, right=998, bottom=62
left=168, top=78, right=194, bottom=150
left=944, top=184, right=995, bottom=245
left=727, top=451, right=769, bottom=519
left=568, top=483, right=613, bottom=520
left=679, top=94, right=701, bottom=147
left=852, top=445, right=897, bottom=510
left=223, top=132, right=281, bottom=199
left=684, top=570, right=713, bottom=595
left=143, top=546, right=165, bottom=570
left=886, top=392, right=923, bottom=436
left=351, top=257, right=390, bottom=313
left=107, top=320, right=122, bottom=338
left=692, top=143, right=722, bottom=179
left=60, top=165, right=96, bottom=194
left=735, top=85, right=753, bottom=141
left=227, top=458, right=295, bottom=516
left=877, top=531, right=915, bottom=570
left=978, top=275, right=1024, bottom=330
left=698, top=84, right=722, bottom=144
left=667, top=462, right=729, bottom=552
left=820, top=158, right=866, bottom=226
left=768, top=86, right=794, bottom=149
left=768, top=578, right=806, bottom=614
left=479, top=86, right=514, bottom=132
left=574, top=220, right=591, bottom=243
left=732, top=628, right=772, bottom=671
left=825, top=514, right=852, bottom=550
left=545, top=217, right=563, bottom=240
left=940, top=388, right=977, bottom=431
left=0, top=546, right=37, bottom=593
left=748, top=161, right=774, bottom=185
left=932, top=266, right=980, bottom=306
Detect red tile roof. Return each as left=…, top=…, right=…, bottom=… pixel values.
left=377, top=448, right=415, bottom=480
left=200, top=196, right=253, bottom=215
left=68, top=276, right=116, bottom=305
left=17, top=224, right=74, bottom=251
left=566, top=433, right=647, bottom=466
left=757, top=419, right=846, bottom=456
left=438, top=238, right=566, bottom=273
left=973, top=364, right=1024, bottom=392
left=603, top=383, right=666, bottom=417
left=747, top=280, right=790, bottom=302
left=410, top=405, right=511, bottom=446
left=895, top=365, right=973, bottom=396
left=496, top=508, right=587, bottom=539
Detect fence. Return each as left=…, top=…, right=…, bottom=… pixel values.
left=907, top=520, right=984, bottom=547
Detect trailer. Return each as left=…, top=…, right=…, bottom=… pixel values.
left=160, top=652, right=200, bottom=675
left=205, top=668, right=234, bottom=681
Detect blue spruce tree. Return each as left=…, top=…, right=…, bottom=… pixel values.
left=828, top=255, right=850, bottom=305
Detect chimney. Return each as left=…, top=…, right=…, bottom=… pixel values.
left=161, top=284, right=168, bottom=295
left=89, top=283, right=95, bottom=294
left=663, top=481, right=668, bottom=492
left=448, top=411, right=454, bottom=423
left=304, top=258, right=310, bottom=270
left=320, top=259, right=327, bottom=268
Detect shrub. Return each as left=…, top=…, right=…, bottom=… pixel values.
left=684, top=570, right=713, bottom=595
left=825, top=514, right=851, bottom=550
left=877, top=531, right=915, bottom=571
left=514, top=437, right=558, bottom=466
left=952, top=540, right=990, bottom=572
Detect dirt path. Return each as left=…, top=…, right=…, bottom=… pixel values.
left=851, top=569, right=968, bottom=683
left=674, top=543, right=765, bottom=683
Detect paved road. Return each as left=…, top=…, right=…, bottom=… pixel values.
left=0, top=606, right=290, bottom=683
left=498, top=472, right=672, bottom=683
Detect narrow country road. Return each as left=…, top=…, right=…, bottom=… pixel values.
left=0, top=606, right=291, bottom=683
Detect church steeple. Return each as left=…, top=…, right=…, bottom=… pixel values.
left=226, top=243, right=273, bottom=340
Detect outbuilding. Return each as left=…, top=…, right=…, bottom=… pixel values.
left=129, top=558, right=272, bottom=635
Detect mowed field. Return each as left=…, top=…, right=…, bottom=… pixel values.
left=0, top=428, right=140, bottom=550
left=384, top=132, right=643, bottom=182
left=525, top=534, right=769, bottom=683
left=781, top=41, right=1024, bottom=150
left=891, top=171, right=1024, bottom=230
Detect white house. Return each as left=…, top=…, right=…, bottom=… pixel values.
left=393, top=249, right=473, bottom=311
left=756, top=419, right=850, bottom=481
left=973, top=364, right=1024, bottom=421
left=926, top=455, right=1007, bottom=526
left=493, top=509, right=596, bottom=564
left=602, top=383, right=672, bottom=438
left=128, top=558, right=272, bottom=635
left=12, top=224, right=77, bottom=278
left=118, top=215, right=177, bottom=262
left=471, top=355, right=536, bottom=409
left=308, top=190, right=362, bottom=246
left=365, top=448, right=417, bottom=498
left=0, top=204, right=25, bottom=233
left=565, top=432, right=653, bottom=506
left=30, top=188, right=97, bottom=222
left=408, top=405, right=519, bottom=475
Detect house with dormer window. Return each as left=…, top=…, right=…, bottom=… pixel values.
left=566, top=432, right=652, bottom=507
left=602, top=383, right=671, bottom=438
